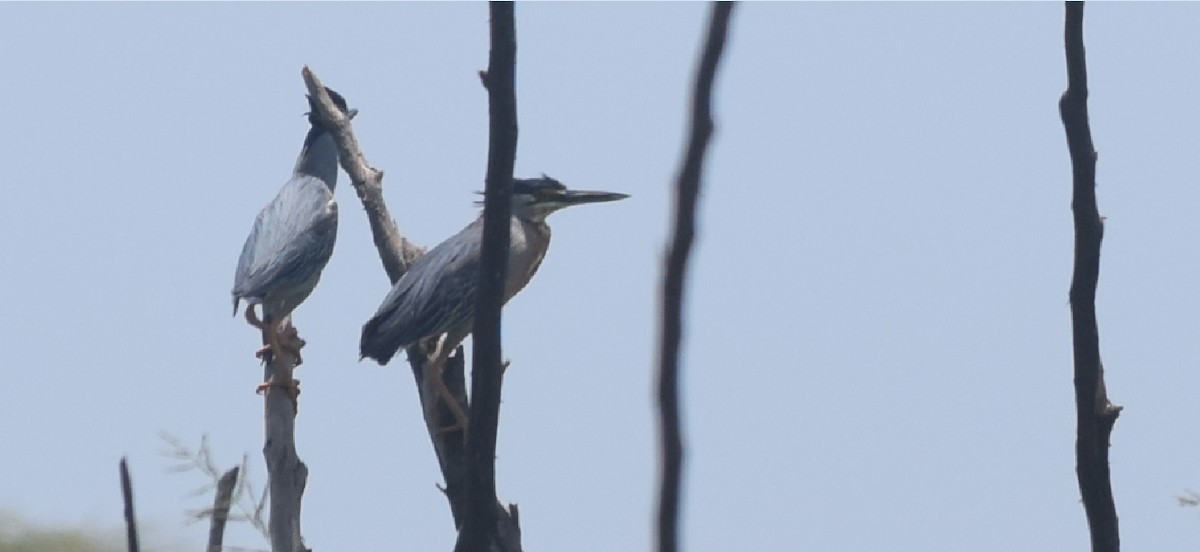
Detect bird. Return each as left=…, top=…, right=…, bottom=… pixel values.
left=232, top=87, right=354, bottom=390
left=360, top=176, right=628, bottom=432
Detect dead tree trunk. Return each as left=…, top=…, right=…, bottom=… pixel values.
left=1058, top=3, right=1122, bottom=551
left=656, top=4, right=735, bottom=552
left=455, top=3, right=519, bottom=552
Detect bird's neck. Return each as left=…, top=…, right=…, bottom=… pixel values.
left=293, top=127, right=339, bottom=190
left=505, top=216, right=552, bottom=301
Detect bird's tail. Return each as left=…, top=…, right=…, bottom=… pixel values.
left=359, top=318, right=399, bottom=365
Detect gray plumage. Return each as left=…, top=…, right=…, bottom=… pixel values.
left=232, top=88, right=351, bottom=324
left=360, top=176, right=629, bottom=364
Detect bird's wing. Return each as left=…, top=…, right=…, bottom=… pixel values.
left=362, top=219, right=483, bottom=355
left=232, top=176, right=338, bottom=304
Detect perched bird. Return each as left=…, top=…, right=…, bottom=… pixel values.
left=360, top=176, right=628, bottom=431
left=232, top=88, right=353, bottom=375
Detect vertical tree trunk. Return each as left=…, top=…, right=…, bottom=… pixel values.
left=657, top=4, right=735, bottom=552
left=1058, top=3, right=1122, bottom=551
left=456, top=3, right=519, bottom=551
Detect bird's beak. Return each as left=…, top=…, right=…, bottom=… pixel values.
left=561, top=189, right=631, bottom=205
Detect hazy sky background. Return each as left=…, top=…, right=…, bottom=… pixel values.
left=3, top=2, right=1200, bottom=551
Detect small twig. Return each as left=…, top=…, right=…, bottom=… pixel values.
left=456, top=3, right=518, bottom=552
left=119, top=457, right=141, bottom=552
left=1059, top=2, right=1121, bottom=552
left=160, top=434, right=269, bottom=540
left=657, top=4, right=735, bottom=552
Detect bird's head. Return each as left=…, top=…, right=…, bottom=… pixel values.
left=498, top=175, right=629, bottom=223
left=305, top=86, right=358, bottom=126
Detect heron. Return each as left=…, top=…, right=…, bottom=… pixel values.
left=232, top=88, right=354, bottom=391
left=360, top=176, right=628, bottom=431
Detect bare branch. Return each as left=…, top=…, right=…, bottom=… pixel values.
left=302, top=66, right=424, bottom=282
left=299, top=67, right=479, bottom=539
left=298, top=67, right=474, bottom=532
left=455, top=3, right=518, bottom=552
left=302, top=54, right=521, bottom=550
left=119, top=457, right=141, bottom=552
left=261, top=320, right=308, bottom=552
left=208, top=467, right=241, bottom=552
left=657, top=4, right=735, bottom=552
left=1059, top=3, right=1122, bottom=551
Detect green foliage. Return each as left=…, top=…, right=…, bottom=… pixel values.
left=0, top=511, right=124, bottom=552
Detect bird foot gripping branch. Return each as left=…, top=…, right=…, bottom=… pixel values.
left=254, top=323, right=308, bottom=367
left=421, top=346, right=471, bottom=442
left=255, top=321, right=305, bottom=412
left=426, top=358, right=510, bottom=441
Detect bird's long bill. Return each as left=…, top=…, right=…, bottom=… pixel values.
left=562, top=189, right=630, bottom=205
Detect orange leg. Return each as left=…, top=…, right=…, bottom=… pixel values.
left=244, top=305, right=266, bottom=329
left=427, top=357, right=469, bottom=438
left=256, top=378, right=301, bottom=413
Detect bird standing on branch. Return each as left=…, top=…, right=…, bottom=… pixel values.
left=232, top=88, right=355, bottom=392
left=360, top=176, right=628, bottom=432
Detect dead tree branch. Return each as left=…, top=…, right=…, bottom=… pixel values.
left=303, top=61, right=519, bottom=551
left=657, top=4, right=735, bottom=552
left=302, top=67, right=471, bottom=480
left=301, top=70, right=466, bottom=464
left=119, top=457, right=141, bottom=552
left=302, top=67, right=424, bottom=281
left=1059, top=3, right=1122, bottom=551
left=454, top=3, right=519, bottom=552
left=261, top=323, right=308, bottom=552
left=208, top=466, right=241, bottom=552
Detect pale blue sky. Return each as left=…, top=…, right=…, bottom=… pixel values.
left=3, top=2, right=1200, bottom=551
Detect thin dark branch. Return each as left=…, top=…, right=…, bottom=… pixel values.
left=119, top=457, right=141, bottom=552
left=207, top=466, right=241, bottom=552
left=302, top=66, right=424, bottom=282
left=456, top=3, right=518, bottom=552
left=657, top=4, right=734, bottom=552
left=1059, top=3, right=1122, bottom=551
